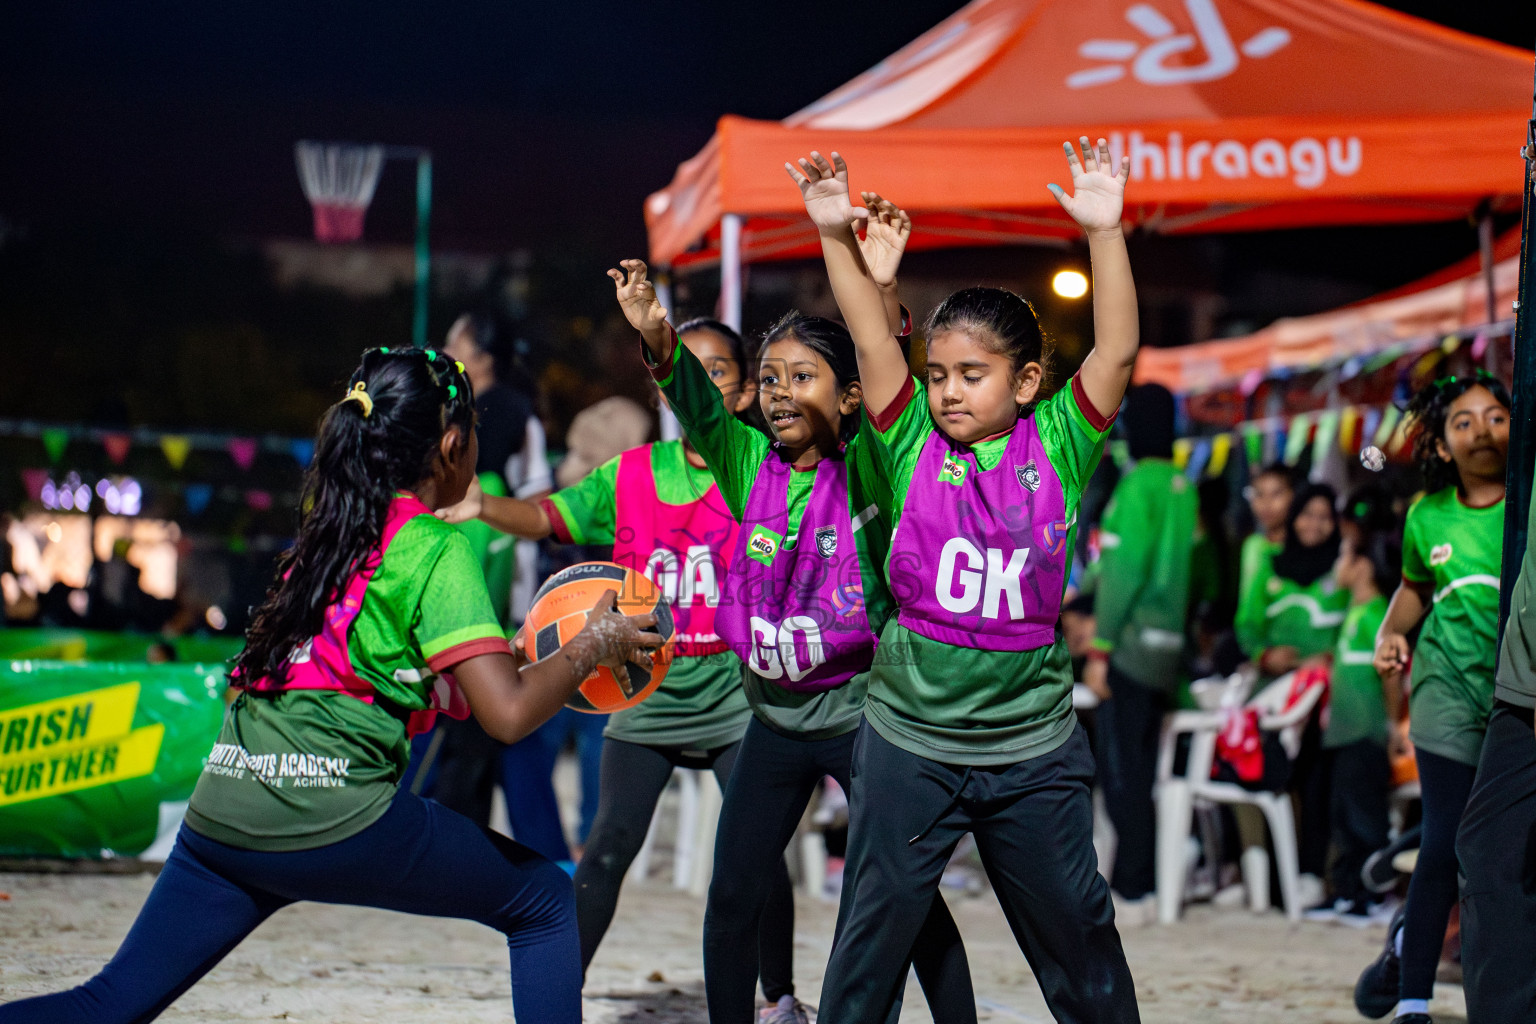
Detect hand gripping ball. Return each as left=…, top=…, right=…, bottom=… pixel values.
left=526, top=561, right=675, bottom=713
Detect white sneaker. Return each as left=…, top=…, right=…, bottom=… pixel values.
left=1295, top=873, right=1327, bottom=910
left=1112, top=893, right=1157, bottom=928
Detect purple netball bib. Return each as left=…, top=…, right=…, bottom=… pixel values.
left=888, top=420, right=1069, bottom=651
left=717, top=455, right=876, bottom=693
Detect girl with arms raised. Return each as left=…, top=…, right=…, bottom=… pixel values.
left=606, top=249, right=975, bottom=1023
left=789, top=139, right=1141, bottom=1022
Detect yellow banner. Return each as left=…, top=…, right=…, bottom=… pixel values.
left=0, top=682, right=140, bottom=763
left=0, top=723, right=164, bottom=807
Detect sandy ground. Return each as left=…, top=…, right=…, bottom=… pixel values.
left=0, top=867, right=1468, bottom=1023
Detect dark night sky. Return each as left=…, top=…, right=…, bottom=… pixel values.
left=3, top=1, right=1531, bottom=259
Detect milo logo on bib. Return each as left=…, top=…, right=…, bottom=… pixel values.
left=938, top=452, right=969, bottom=485
left=746, top=525, right=784, bottom=565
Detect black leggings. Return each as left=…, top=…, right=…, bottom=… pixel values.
left=704, top=717, right=975, bottom=1023
left=1399, top=746, right=1477, bottom=1001
left=572, top=737, right=795, bottom=1002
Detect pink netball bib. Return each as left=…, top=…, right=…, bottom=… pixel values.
left=612, top=444, right=740, bottom=657
left=239, top=494, right=472, bottom=738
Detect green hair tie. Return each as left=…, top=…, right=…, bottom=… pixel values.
left=380, top=347, right=390, bottom=354
left=447, top=384, right=458, bottom=400
left=424, top=349, right=437, bottom=361
left=1432, top=374, right=1458, bottom=388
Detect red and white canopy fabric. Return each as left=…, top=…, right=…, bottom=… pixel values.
left=1135, top=228, right=1521, bottom=393
left=645, top=0, right=1531, bottom=273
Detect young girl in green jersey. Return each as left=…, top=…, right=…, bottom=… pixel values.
left=1311, top=527, right=1399, bottom=925
left=791, top=139, right=1140, bottom=1021
left=1360, top=372, right=1509, bottom=1024
left=0, top=347, right=661, bottom=1024
left=440, top=320, right=806, bottom=1018
left=1235, top=481, right=1349, bottom=675
left=607, top=255, right=974, bottom=1024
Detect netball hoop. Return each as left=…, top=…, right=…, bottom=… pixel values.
left=294, top=140, right=433, bottom=347
left=294, top=142, right=385, bottom=243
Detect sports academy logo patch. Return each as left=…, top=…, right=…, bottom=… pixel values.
left=746, top=525, right=784, bottom=566
left=1429, top=544, right=1453, bottom=567
left=939, top=452, right=969, bottom=485
left=1016, top=460, right=1041, bottom=493
left=815, top=526, right=838, bottom=558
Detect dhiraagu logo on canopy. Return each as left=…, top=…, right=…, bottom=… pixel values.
left=0, top=682, right=164, bottom=806
left=1069, top=0, right=1290, bottom=89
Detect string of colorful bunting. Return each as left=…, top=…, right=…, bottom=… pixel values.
left=0, top=419, right=317, bottom=471
left=1171, top=402, right=1410, bottom=481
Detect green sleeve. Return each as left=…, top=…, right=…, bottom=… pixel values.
left=414, top=529, right=508, bottom=663
left=1092, top=470, right=1152, bottom=652
left=864, top=375, right=935, bottom=512
left=652, top=339, right=768, bottom=522
left=456, top=472, right=512, bottom=625
left=1234, top=540, right=1276, bottom=658
left=1034, top=377, right=1115, bottom=497
left=1402, top=499, right=1430, bottom=583
left=546, top=455, right=621, bottom=545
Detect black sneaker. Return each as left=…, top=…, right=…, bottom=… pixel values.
left=1355, top=905, right=1407, bottom=1019
left=1363, top=826, right=1421, bottom=895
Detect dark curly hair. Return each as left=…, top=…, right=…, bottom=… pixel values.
left=233, top=347, right=475, bottom=686
left=1404, top=370, right=1510, bottom=494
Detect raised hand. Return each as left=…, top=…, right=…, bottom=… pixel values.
left=856, top=191, right=911, bottom=289
left=1047, top=136, right=1129, bottom=236
left=607, top=259, right=669, bottom=342
left=435, top=474, right=484, bottom=524
left=785, top=151, right=867, bottom=234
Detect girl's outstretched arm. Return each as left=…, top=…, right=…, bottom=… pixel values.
left=1050, top=137, right=1136, bottom=421
left=608, top=259, right=675, bottom=364
left=786, top=151, right=908, bottom=416
left=436, top=476, right=553, bottom=538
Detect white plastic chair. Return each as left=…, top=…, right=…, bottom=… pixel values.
left=1153, top=669, right=1326, bottom=924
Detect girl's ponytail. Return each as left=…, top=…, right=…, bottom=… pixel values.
left=235, top=347, right=474, bottom=686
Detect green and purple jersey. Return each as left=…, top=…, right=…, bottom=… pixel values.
left=649, top=337, right=895, bottom=740
left=861, top=375, right=1114, bottom=765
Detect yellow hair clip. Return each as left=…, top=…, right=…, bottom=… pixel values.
left=455, top=360, right=465, bottom=374
left=342, top=380, right=374, bottom=418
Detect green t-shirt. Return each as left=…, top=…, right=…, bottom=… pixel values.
left=545, top=439, right=751, bottom=750
left=1325, top=595, right=1390, bottom=749
left=1233, top=548, right=1347, bottom=662
left=1403, top=487, right=1503, bottom=765
left=1234, top=533, right=1281, bottom=658
left=652, top=340, right=896, bottom=740
left=186, top=510, right=510, bottom=851
left=861, top=375, right=1114, bottom=765
left=1092, top=458, right=1200, bottom=691
left=457, top=471, right=515, bottom=627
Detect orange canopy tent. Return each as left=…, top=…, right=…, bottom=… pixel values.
left=644, top=0, right=1530, bottom=327
left=1135, top=227, right=1522, bottom=392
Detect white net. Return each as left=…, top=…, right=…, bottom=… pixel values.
left=294, top=141, right=385, bottom=242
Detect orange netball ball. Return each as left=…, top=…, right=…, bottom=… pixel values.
left=526, top=561, right=675, bottom=714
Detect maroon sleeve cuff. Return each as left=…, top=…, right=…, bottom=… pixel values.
left=1071, top=374, right=1119, bottom=433
left=897, top=304, right=913, bottom=338
left=427, top=635, right=514, bottom=672
left=540, top=498, right=575, bottom=544
left=869, top=374, right=916, bottom=433
left=640, top=326, right=677, bottom=382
